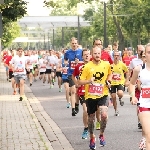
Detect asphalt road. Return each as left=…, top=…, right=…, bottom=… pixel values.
left=28, top=79, right=141, bottom=150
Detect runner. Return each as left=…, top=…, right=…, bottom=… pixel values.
left=9, top=48, right=27, bottom=101
left=129, top=43, right=150, bottom=150
left=45, top=50, right=57, bottom=88
left=64, top=37, right=82, bottom=116
left=38, top=53, right=47, bottom=85
left=92, top=39, right=113, bottom=130
left=26, top=50, right=34, bottom=86
left=61, top=55, right=71, bottom=108
left=4, top=50, right=17, bottom=94
left=72, top=48, right=90, bottom=139
left=32, top=50, right=39, bottom=82
left=129, top=45, right=145, bottom=128
left=110, top=51, right=129, bottom=116
left=56, top=52, right=62, bottom=92
left=78, top=46, right=112, bottom=149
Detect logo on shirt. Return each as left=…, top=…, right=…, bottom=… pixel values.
left=93, top=72, right=104, bottom=81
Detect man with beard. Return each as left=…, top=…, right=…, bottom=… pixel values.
left=79, top=47, right=112, bottom=149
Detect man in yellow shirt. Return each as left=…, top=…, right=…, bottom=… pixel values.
left=78, top=47, right=112, bottom=149
left=110, top=51, right=129, bottom=116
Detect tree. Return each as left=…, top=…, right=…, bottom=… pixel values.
left=44, top=0, right=150, bottom=49
left=0, top=0, right=27, bottom=48
left=2, top=22, right=20, bottom=48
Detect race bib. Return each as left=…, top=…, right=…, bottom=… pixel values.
left=88, top=83, right=104, bottom=96
left=71, top=61, right=76, bottom=69
left=78, top=85, right=85, bottom=96
left=81, top=85, right=85, bottom=92
left=15, top=64, right=24, bottom=73
left=41, top=65, right=46, bottom=68
left=49, top=63, right=54, bottom=67
left=112, top=73, right=121, bottom=81
left=62, top=67, right=68, bottom=74
left=142, top=88, right=150, bottom=98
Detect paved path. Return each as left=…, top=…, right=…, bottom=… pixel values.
left=0, top=64, right=73, bottom=150
left=28, top=77, right=142, bottom=150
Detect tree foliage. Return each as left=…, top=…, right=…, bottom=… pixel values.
left=0, top=0, right=27, bottom=48
left=44, top=0, right=150, bottom=50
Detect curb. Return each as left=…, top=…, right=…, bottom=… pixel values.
left=25, top=85, right=74, bottom=150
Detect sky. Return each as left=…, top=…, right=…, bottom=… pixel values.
left=26, top=0, right=50, bottom=16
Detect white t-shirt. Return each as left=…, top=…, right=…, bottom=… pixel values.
left=39, top=58, right=46, bottom=72
left=10, top=55, right=27, bottom=75
left=32, top=54, right=39, bottom=65
left=129, top=58, right=143, bottom=70
left=26, top=55, right=35, bottom=69
left=46, top=55, right=58, bottom=69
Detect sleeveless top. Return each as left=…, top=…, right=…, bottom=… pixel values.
left=138, top=63, right=150, bottom=108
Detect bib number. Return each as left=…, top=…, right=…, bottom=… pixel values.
left=112, top=73, right=121, bottom=81
left=142, top=88, right=150, bottom=98
left=15, top=64, right=24, bottom=72
left=71, top=61, right=76, bottom=69
left=62, top=67, right=68, bottom=74
left=88, top=83, right=104, bottom=96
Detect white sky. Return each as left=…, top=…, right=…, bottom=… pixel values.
left=26, top=0, right=50, bottom=16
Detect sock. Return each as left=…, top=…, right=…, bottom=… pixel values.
left=75, top=103, right=79, bottom=108
left=84, top=127, right=88, bottom=131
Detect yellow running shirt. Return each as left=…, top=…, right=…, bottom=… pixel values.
left=79, top=60, right=111, bottom=100
left=111, top=61, right=128, bottom=85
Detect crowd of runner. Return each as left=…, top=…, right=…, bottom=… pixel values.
left=2, top=37, right=150, bottom=150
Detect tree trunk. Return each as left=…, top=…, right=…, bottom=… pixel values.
left=109, top=0, right=125, bottom=51
left=137, top=31, right=141, bottom=44
left=113, top=16, right=125, bottom=51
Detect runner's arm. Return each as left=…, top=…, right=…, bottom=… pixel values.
left=128, top=66, right=140, bottom=97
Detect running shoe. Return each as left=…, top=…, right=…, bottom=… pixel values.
left=59, top=88, right=62, bottom=92
left=114, top=111, right=119, bottom=116
left=66, top=103, right=71, bottom=108
left=119, top=98, right=124, bottom=106
left=19, top=97, right=23, bottom=101
left=89, top=138, right=96, bottom=150
left=82, top=130, right=88, bottom=139
left=75, top=104, right=79, bottom=113
left=72, top=110, right=77, bottom=116
left=95, top=121, right=100, bottom=130
left=99, top=135, right=106, bottom=147
left=138, top=122, right=142, bottom=129
left=13, top=91, right=17, bottom=95
left=52, top=79, right=54, bottom=85
left=139, top=137, right=146, bottom=150
left=50, top=85, right=53, bottom=89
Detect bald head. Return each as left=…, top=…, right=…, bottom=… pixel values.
left=137, top=45, right=145, bottom=58
left=91, top=46, right=101, bottom=62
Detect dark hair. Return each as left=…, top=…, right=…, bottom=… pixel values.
left=82, top=48, right=89, bottom=56
left=17, top=48, right=23, bottom=51
left=113, top=42, right=118, bottom=46
left=93, top=38, right=102, bottom=45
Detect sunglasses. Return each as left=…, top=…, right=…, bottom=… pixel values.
left=72, top=43, right=77, bottom=44
left=114, top=55, right=119, bottom=56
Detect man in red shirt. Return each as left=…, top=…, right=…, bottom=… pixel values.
left=91, top=39, right=113, bottom=64
left=123, top=47, right=135, bottom=67
left=3, top=51, right=9, bottom=80
left=4, top=50, right=17, bottom=95
left=72, top=48, right=91, bottom=139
